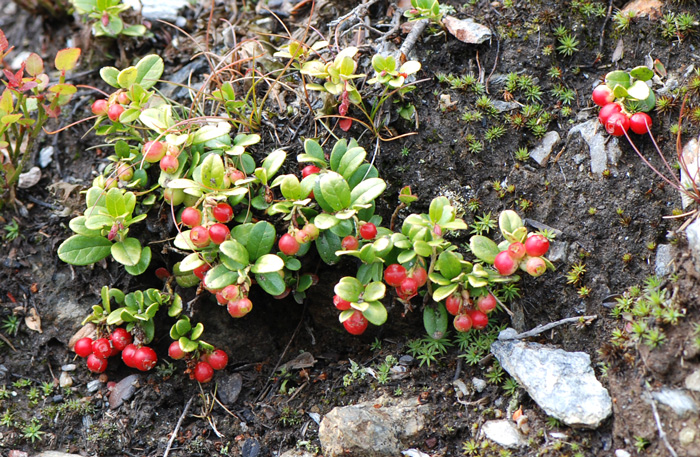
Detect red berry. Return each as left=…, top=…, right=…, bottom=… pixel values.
left=110, top=328, right=132, bottom=352
left=384, top=264, right=407, bottom=287
left=341, top=236, right=359, bottom=250
left=445, top=294, right=462, bottom=316
left=193, top=263, right=210, bottom=280
left=208, top=349, right=228, bottom=370
left=411, top=266, right=428, bottom=287
left=117, top=91, right=130, bottom=105
left=226, top=168, right=245, bottom=185
left=220, top=284, right=240, bottom=302
left=494, top=251, right=518, bottom=276
left=227, top=297, right=253, bottom=318
left=190, top=225, right=211, bottom=248
left=524, top=234, right=550, bottom=257
left=133, top=346, right=158, bottom=371
left=524, top=256, right=547, bottom=277
left=108, top=104, right=124, bottom=122
left=181, top=207, right=202, bottom=228
left=301, top=223, right=320, bottom=241
left=605, top=112, right=630, bottom=137
left=359, top=223, right=377, bottom=240
left=398, top=277, right=418, bottom=298
left=160, top=155, right=179, bottom=173
left=74, top=337, right=94, bottom=358
left=333, top=294, right=352, bottom=311
left=87, top=353, right=108, bottom=373
left=194, top=361, right=214, bottom=383
left=476, top=294, right=497, bottom=313
left=629, top=112, right=652, bottom=135
left=92, top=338, right=112, bottom=359
left=116, top=163, right=133, bottom=181
left=155, top=267, right=171, bottom=280
left=122, top=344, right=138, bottom=367
left=212, top=203, right=234, bottom=223
left=143, top=140, right=166, bottom=163
left=279, top=233, right=301, bottom=255
left=507, top=242, right=526, bottom=260
left=301, top=165, right=321, bottom=178
left=91, top=99, right=108, bottom=116
left=343, top=311, right=368, bottom=335
left=453, top=313, right=473, bottom=332
left=208, top=223, right=230, bottom=245
left=598, top=102, right=622, bottom=125
left=592, top=84, right=614, bottom=107
left=467, top=309, right=489, bottom=330
left=168, top=341, right=185, bottom=360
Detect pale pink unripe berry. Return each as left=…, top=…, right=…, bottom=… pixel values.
left=524, top=256, right=547, bottom=277
left=507, top=242, right=526, bottom=260
left=143, top=141, right=166, bottom=163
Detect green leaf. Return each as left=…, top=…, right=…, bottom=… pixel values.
left=54, top=47, right=80, bottom=72
left=111, top=237, right=142, bottom=266
left=467, top=274, right=489, bottom=288
left=613, top=85, right=628, bottom=98
left=626, top=80, right=650, bottom=100
left=413, top=240, right=432, bottom=257
left=57, top=235, right=112, bottom=265
left=105, top=188, right=127, bottom=217
left=251, top=254, right=284, bottom=273
left=191, top=322, right=204, bottom=340
left=347, top=163, right=379, bottom=189
left=168, top=295, right=183, bottom=317
left=318, top=172, right=351, bottom=211
left=423, top=304, right=449, bottom=340
left=179, top=337, right=198, bottom=353
left=363, top=282, right=386, bottom=301
left=605, top=70, right=630, bottom=89
left=437, top=251, right=462, bottom=280
left=106, top=308, right=125, bottom=326
left=175, top=318, right=192, bottom=336
left=636, top=89, right=656, bottom=113
left=195, top=153, right=225, bottom=189
left=219, top=240, right=249, bottom=270
left=428, top=197, right=448, bottom=224
left=255, top=272, right=286, bottom=296
left=314, top=213, right=339, bottom=230
left=246, top=221, right=276, bottom=261
left=316, top=231, right=341, bottom=264
left=262, top=149, right=286, bottom=179
left=192, top=122, right=231, bottom=145
left=397, top=249, right=417, bottom=264
left=629, top=66, right=653, bottom=82
left=124, top=246, right=151, bottom=275
left=350, top=178, right=386, bottom=206
left=432, top=284, right=459, bottom=302
left=69, top=216, right=102, bottom=236
left=280, top=175, right=301, bottom=201
left=469, top=235, right=500, bottom=264
left=329, top=138, right=348, bottom=171
left=297, top=273, right=314, bottom=292
left=204, top=265, right=238, bottom=290
left=304, top=138, right=326, bottom=163
left=135, top=54, right=164, bottom=90
left=498, top=210, right=523, bottom=236
left=337, top=147, right=366, bottom=181
left=335, top=276, right=363, bottom=302
left=363, top=301, right=387, bottom=326
left=117, top=66, right=138, bottom=89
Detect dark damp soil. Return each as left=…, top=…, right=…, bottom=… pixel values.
left=2, top=0, right=700, bottom=455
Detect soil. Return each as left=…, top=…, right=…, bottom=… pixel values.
left=1, top=0, right=700, bottom=456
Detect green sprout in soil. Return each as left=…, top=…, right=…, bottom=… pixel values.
left=634, top=435, right=650, bottom=453
left=578, top=286, right=591, bottom=298
left=2, top=219, right=20, bottom=242
left=502, top=377, right=520, bottom=396
left=486, top=363, right=505, bottom=384
left=588, top=207, right=597, bottom=215
left=22, top=419, right=44, bottom=443
left=500, top=283, right=522, bottom=301
left=547, top=66, right=562, bottom=79
left=566, top=262, right=586, bottom=285
left=515, top=147, right=530, bottom=162
left=279, top=407, right=303, bottom=427
left=485, top=125, right=507, bottom=142
left=470, top=212, right=497, bottom=235
left=461, top=110, right=483, bottom=123
left=467, top=198, right=481, bottom=213
left=655, top=95, right=676, bottom=113
left=622, top=253, right=633, bottom=263
left=2, top=315, right=20, bottom=336
left=613, top=10, right=636, bottom=31
left=557, top=32, right=580, bottom=56
left=661, top=12, right=697, bottom=41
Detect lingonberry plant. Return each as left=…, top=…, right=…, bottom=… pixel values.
left=593, top=66, right=656, bottom=137
left=72, top=0, right=149, bottom=39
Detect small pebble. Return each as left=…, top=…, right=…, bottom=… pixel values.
left=86, top=380, right=102, bottom=393
left=59, top=372, right=73, bottom=388
left=615, top=450, right=631, bottom=457
left=399, top=355, right=415, bottom=365
left=61, top=364, right=77, bottom=372
left=680, top=427, right=696, bottom=446
left=52, top=395, right=63, bottom=403
left=472, top=378, right=487, bottom=393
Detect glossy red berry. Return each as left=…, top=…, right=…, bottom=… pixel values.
left=193, top=263, right=210, bottom=280
left=181, top=207, right=202, bottom=228
left=143, top=140, right=166, bottom=163
left=453, top=313, right=473, bottom=332
left=467, top=309, right=489, bottom=330
left=74, top=337, right=94, bottom=358
left=507, top=242, right=526, bottom=260
left=208, top=349, right=228, bottom=370
left=343, top=311, right=368, bottom=335
left=384, top=264, right=407, bottom=287
left=598, top=102, right=622, bottom=125
left=359, top=223, right=377, bottom=240
left=445, top=294, right=462, bottom=316
left=92, top=338, right=112, bottom=359
left=168, top=341, right=185, bottom=360
left=341, top=236, right=359, bottom=250
left=629, top=112, right=652, bottom=135
left=110, top=328, right=132, bottom=352
left=605, top=112, right=630, bottom=137
left=160, top=155, right=179, bottom=173
left=121, top=344, right=138, bottom=367
left=208, top=223, right=230, bottom=244
left=190, top=225, right=211, bottom=248
left=398, top=277, right=418, bottom=298
left=592, top=85, right=614, bottom=107
left=220, top=284, right=240, bottom=302
left=87, top=353, right=108, bottom=373
left=494, top=251, right=518, bottom=276
left=524, top=234, right=550, bottom=257
left=227, top=297, right=253, bottom=318
left=91, top=99, right=109, bottom=116
left=411, top=267, right=428, bottom=287
left=476, top=294, right=497, bottom=313
left=194, top=361, right=214, bottom=383
left=108, top=104, right=124, bottom=122
left=212, top=202, right=234, bottom=223
left=133, top=346, right=158, bottom=371
left=301, top=165, right=321, bottom=178
left=279, top=233, right=301, bottom=255
left=333, top=294, right=352, bottom=311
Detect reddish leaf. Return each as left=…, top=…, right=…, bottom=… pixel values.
left=339, top=118, right=352, bottom=131
left=0, top=29, right=7, bottom=53
left=24, top=53, right=44, bottom=77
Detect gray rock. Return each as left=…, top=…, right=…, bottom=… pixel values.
left=567, top=120, right=622, bottom=174
left=109, top=374, right=140, bottom=409
left=242, top=438, right=261, bottom=457
left=39, top=146, right=54, bottom=168
left=122, top=0, right=189, bottom=21
left=472, top=377, right=487, bottom=393
left=319, top=397, right=430, bottom=457
left=492, top=100, right=521, bottom=113
left=680, top=426, right=697, bottom=446
left=686, top=218, right=700, bottom=270
left=442, top=16, right=491, bottom=44
left=654, top=244, right=674, bottom=277
left=547, top=241, right=568, bottom=263
left=86, top=380, right=102, bottom=393
left=615, top=450, right=631, bottom=457
left=530, top=131, right=561, bottom=167
left=218, top=373, right=243, bottom=405
left=59, top=372, right=72, bottom=388
left=650, top=387, right=698, bottom=418
left=482, top=420, right=526, bottom=448
left=685, top=369, right=700, bottom=392
left=491, top=338, right=612, bottom=428
left=680, top=138, right=700, bottom=209
left=61, top=364, right=76, bottom=372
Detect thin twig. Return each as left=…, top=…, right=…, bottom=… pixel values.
left=485, top=32, right=500, bottom=95
left=596, top=0, right=614, bottom=58
left=398, top=19, right=429, bottom=61
left=498, top=315, right=598, bottom=340
left=643, top=386, right=678, bottom=457
left=163, top=395, right=194, bottom=457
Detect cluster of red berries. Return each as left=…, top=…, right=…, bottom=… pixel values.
left=446, top=292, right=496, bottom=332
left=74, top=328, right=158, bottom=373
left=91, top=90, right=129, bottom=124
left=183, top=201, right=236, bottom=248
left=168, top=342, right=228, bottom=383
left=339, top=222, right=378, bottom=253
left=213, top=284, right=254, bottom=318
left=384, top=263, right=427, bottom=301
left=278, top=223, right=321, bottom=256
left=493, top=234, right=550, bottom=278
left=592, top=85, right=652, bottom=137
